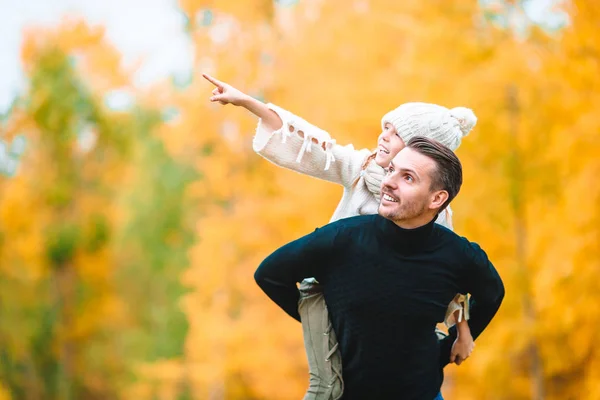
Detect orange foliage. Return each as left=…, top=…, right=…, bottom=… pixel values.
left=2, top=1, right=599, bottom=399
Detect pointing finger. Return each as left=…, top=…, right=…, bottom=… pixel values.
left=202, top=73, right=224, bottom=88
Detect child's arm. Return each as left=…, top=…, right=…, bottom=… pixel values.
left=203, top=73, right=283, bottom=131
left=203, top=73, right=370, bottom=187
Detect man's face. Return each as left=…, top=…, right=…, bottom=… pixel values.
left=378, top=147, right=441, bottom=225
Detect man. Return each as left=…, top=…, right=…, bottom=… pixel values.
left=254, top=137, right=504, bottom=400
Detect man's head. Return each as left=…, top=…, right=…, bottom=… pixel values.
left=378, top=136, right=463, bottom=228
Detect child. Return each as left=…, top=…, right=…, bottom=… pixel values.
left=203, top=74, right=476, bottom=400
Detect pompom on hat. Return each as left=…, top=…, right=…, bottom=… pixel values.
left=381, top=102, right=477, bottom=151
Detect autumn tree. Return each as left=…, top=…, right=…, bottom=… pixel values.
left=0, top=19, right=196, bottom=399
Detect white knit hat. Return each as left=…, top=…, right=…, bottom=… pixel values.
left=381, top=102, right=477, bottom=151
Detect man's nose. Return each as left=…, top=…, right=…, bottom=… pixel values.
left=382, top=174, right=397, bottom=190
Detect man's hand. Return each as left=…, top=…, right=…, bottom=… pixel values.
left=450, top=334, right=475, bottom=366
left=202, top=73, right=249, bottom=106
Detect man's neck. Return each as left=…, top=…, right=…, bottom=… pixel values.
left=392, top=213, right=438, bottom=230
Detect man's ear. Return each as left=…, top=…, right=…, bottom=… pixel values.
left=429, top=190, right=449, bottom=210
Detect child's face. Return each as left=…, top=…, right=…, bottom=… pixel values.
left=374, top=122, right=406, bottom=168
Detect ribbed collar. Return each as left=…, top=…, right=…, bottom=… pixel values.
left=375, top=214, right=437, bottom=254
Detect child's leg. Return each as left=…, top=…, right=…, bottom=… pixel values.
left=443, top=294, right=470, bottom=329
left=438, top=294, right=470, bottom=341
left=435, top=326, right=448, bottom=340
left=298, top=278, right=343, bottom=400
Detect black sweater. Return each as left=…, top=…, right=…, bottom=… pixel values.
left=254, top=214, right=504, bottom=400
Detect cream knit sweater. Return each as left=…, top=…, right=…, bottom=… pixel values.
left=252, top=104, right=464, bottom=327
left=252, top=103, right=452, bottom=226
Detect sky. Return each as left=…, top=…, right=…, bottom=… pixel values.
left=0, top=0, right=566, bottom=114
left=0, top=0, right=194, bottom=112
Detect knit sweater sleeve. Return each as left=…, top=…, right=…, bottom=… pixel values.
left=253, top=103, right=372, bottom=187
left=254, top=222, right=343, bottom=321
left=439, top=240, right=505, bottom=367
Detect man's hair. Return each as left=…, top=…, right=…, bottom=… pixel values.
left=406, top=136, right=463, bottom=211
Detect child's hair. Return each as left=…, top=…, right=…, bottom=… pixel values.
left=351, top=151, right=378, bottom=188
left=361, top=152, right=378, bottom=171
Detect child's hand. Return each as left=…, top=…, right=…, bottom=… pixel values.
left=202, top=74, right=248, bottom=106
left=450, top=334, right=475, bottom=365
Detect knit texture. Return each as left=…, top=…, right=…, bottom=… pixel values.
left=381, top=102, right=477, bottom=151
left=253, top=103, right=453, bottom=226
left=254, top=214, right=505, bottom=400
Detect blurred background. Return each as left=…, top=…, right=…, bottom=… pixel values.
left=0, top=0, right=598, bottom=399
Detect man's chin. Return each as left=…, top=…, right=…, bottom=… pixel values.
left=378, top=204, right=395, bottom=219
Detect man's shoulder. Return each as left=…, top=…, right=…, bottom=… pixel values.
left=432, top=222, right=461, bottom=242
left=319, top=214, right=378, bottom=239
left=433, top=224, right=489, bottom=264
left=335, top=214, right=378, bottom=224
left=329, top=214, right=379, bottom=230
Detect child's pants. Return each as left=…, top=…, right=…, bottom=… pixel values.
left=298, top=279, right=343, bottom=400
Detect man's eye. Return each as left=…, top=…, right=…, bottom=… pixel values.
left=405, top=175, right=413, bottom=182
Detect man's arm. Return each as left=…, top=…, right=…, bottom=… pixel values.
left=254, top=223, right=343, bottom=321
left=439, top=240, right=505, bottom=368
